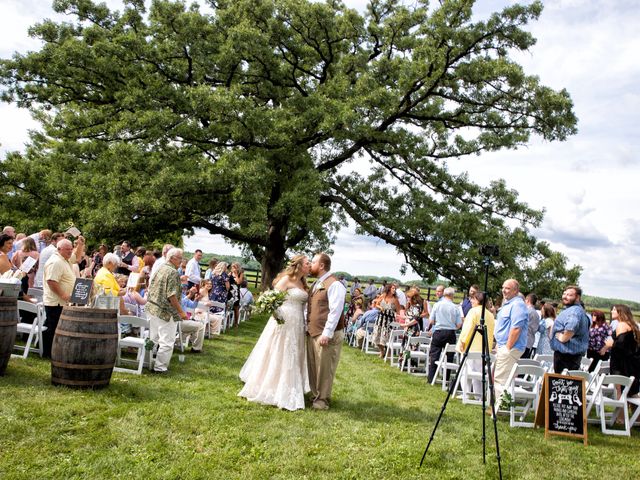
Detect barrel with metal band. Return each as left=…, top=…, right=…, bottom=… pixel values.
left=51, top=306, right=119, bottom=388
left=0, top=297, right=18, bottom=376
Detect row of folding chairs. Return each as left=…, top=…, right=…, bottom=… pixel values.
left=349, top=321, right=640, bottom=437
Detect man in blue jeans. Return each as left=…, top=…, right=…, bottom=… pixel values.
left=427, top=287, right=463, bottom=383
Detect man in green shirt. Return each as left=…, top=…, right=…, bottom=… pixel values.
left=146, top=247, right=188, bottom=373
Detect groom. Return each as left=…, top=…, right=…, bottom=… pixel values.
left=307, top=253, right=347, bottom=410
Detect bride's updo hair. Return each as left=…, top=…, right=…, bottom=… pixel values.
left=272, top=254, right=308, bottom=290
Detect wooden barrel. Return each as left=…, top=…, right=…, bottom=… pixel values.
left=51, top=307, right=119, bottom=389
left=0, top=297, right=18, bottom=376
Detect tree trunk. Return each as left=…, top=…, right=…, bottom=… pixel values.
left=260, top=244, right=286, bottom=291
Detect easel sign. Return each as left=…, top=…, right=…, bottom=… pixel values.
left=535, top=372, right=587, bottom=445
left=69, top=278, right=93, bottom=306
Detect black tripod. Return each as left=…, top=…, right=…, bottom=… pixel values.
left=420, top=254, right=503, bottom=479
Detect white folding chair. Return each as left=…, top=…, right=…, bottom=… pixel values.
left=13, top=300, right=47, bottom=358
left=579, top=356, right=593, bottom=372
left=598, top=374, right=635, bottom=436
left=124, top=302, right=139, bottom=316
left=238, top=305, right=252, bottom=323
left=206, top=301, right=226, bottom=336
left=591, top=359, right=609, bottom=378
left=561, top=369, right=590, bottom=382
left=628, top=396, right=640, bottom=427
left=384, top=329, right=404, bottom=366
left=362, top=321, right=378, bottom=355
left=456, top=352, right=485, bottom=405
left=114, top=315, right=152, bottom=375
left=430, top=343, right=459, bottom=391
left=399, top=336, right=429, bottom=375
left=27, top=288, right=44, bottom=303
left=505, top=364, right=546, bottom=428
left=224, top=301, right=236, bottom=331
left=533, top=353, right=554, bottom=372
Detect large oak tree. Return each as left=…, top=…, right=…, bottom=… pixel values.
left=0, top=0, right=579, bottom=295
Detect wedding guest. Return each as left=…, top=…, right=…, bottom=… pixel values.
left=350, top=277, right=361, bottom=297
left=346, top=287, right=363, bottom=322
left=42, top=239, right=76, bottom=358
left=355, top=307, right=379, bottom=348
left=371, top=283, right=401, bottom=358
left=399, top=288, right=424, bottom=361
left=149, top=244, right=174, bottom=285
left=204, top=258, right=218, bottom=280
left=536, top=303, right=556, bottom=356
left=142, top=249, right=157, bottom=277
left=0, top=233, right=14, bottom=275
left=229, top=262, right=244, bottom=327
left=94, top=253, right=128, bottom=314
left=146, top=248, right=189, bottom=373
left=410, top=286, right=431, bottom=329
left=239, top=280, right=254, bottom=307
left=587, top=310, right=611, bottom=371
left=363, top=279, right=377, bottom=309
left=428, top=287, right=463, bottom=383
left=89, top=244, right=108, bottom=278
left=492, top=279, right=528, bottom=409
left=209, top=261, right=229, bottom=314
left=550, top=285, right=590, bottom=373
left=602, top=305, right=640, bottom=397
left=523, top=293, right=540, bottom=358
left=396, top=284, right=408, bottom=308
left=34, top=232, right=66, bottom=287
left=2, top=226, right=16, bottom=262
left=11, top=237, right=39, bottom=287
left=461, top=285, right=480, bottom=317
left=185, top=249, right=203, bottom=289
left=457, top=291, right=495, bottom=394
left=123, top=273, right=148, bottom=317
left=29, top=229, right=52, bottom=253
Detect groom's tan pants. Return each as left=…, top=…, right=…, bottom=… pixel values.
left=307, top=330, right=344, bottom=408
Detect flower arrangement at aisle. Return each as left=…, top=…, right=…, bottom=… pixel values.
left=255, top=289, right=288, bottom=324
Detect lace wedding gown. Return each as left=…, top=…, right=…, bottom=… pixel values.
left=238, top=287, right=310, bottom=410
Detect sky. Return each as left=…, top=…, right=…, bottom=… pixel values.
left=1, top=1, right=639, bottom=301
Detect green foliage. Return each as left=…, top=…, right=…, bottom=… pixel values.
left=0, top=0, right=579, bottom=290
left=583, top=295, right=640, bottom=313
left=1, top=314, right=639, bottom=479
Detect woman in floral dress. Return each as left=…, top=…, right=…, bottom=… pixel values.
left=371, top=284, right=401, bottom=358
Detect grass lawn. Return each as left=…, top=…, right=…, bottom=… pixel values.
left=1, top=314, right=638, bottom=479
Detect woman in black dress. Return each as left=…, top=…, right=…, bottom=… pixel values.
left=603, top=304, right=640, bottom=398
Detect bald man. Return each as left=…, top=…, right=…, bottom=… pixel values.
left=42, top=239, right=77, bottom=358
left=492, top=279, right=529, bottom=411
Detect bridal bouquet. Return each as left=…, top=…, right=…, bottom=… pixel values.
left=255, top=289, right=288, bottom=324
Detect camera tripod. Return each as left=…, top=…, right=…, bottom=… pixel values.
left=420, top=255, right=503, bottom=479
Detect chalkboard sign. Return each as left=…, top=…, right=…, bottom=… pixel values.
left=535, top=373, right=587, bottom=445
left=69, top=278, right=93, bottom=305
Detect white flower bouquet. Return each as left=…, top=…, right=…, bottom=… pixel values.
left=255, top=289, right=288, bottom=324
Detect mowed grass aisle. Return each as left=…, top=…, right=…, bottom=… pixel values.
left=1, top=314, right=638, bottom=479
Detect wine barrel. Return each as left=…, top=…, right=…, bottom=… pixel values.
left=51, top=307, right=119, bottom=389
left=0, top=297, right=18, bottom=376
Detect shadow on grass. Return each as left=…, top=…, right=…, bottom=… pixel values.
left=334, top=398, right=429, bottom=424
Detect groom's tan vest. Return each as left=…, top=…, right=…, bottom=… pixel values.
left=307, top=274, right=345, bottom=337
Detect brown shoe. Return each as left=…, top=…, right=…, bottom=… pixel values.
left=312, top=401, right=329, bottom=410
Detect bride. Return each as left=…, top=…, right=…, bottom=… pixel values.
left=238, top=255, right=310, bottom=410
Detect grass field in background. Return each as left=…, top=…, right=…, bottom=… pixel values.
left=3, top=313, right=635, bottom=479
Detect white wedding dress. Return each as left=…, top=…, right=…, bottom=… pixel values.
left=238, top=287, right=310, bottom=411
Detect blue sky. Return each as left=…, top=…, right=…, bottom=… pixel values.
left=1, top=1, right=639, bottom=301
